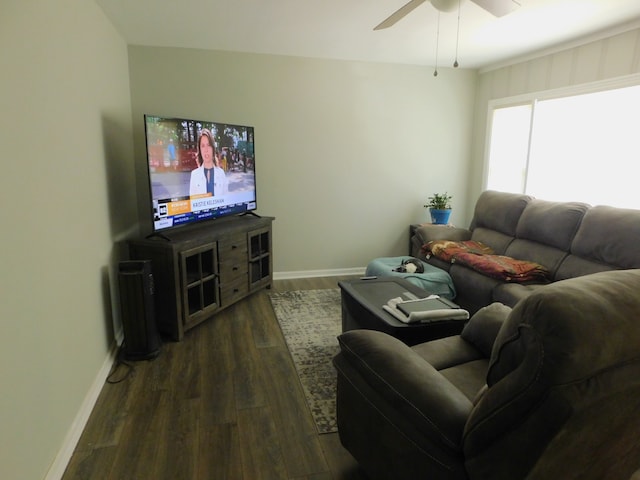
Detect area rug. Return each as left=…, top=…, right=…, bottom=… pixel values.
left=269, top=288, right=341, bottom=434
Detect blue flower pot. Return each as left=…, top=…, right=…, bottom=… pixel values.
left=430, top=208, right=452, bottom=225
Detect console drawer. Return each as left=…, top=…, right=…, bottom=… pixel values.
left=220, top=275, right=249, bottom=305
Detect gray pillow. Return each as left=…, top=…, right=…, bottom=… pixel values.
left=461, top=303, right=512, bottom=357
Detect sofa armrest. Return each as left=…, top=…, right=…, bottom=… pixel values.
left=335, top=330, right=473, bottom=449
left=415, top=224, right=472, bottom=245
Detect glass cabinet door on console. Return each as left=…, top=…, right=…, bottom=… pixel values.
left=180, top=243, right=220, bottom=331
left=249, top=226, right=272, bottom=290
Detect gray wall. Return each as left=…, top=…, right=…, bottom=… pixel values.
left=128, top=47, right=478, bottom=275
left=0, top=1, right=136, bottom=478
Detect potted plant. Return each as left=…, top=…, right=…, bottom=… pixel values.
left=424, top=192, right=453, bottom=225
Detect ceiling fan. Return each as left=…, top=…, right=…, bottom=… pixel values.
left=374, top=0, right=520, bottom=31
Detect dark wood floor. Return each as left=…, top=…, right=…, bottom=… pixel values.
left=62, top=275, right=368, bottom=480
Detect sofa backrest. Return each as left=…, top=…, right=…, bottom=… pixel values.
left=462, top=270, right=640, bottom=479
left=505, top=199, right=589, bottom=277
left=469, top=190, right=532, bottom=254
left=555, top=205, right=640, bottom=280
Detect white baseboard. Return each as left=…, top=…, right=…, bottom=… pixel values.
left=273, top=267, right=366, bottom=280
left=45, top=335, right=122, bottom=480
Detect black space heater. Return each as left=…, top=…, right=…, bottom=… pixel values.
left=118, top=260, right=161, bottom=360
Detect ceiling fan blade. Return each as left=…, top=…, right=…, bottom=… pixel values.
left=374, top=0, right=428, bottom=30
left=471, top=0, right=520, bottom=17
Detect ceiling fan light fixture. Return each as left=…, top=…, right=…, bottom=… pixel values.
left=431, top=0, right=461, bottom=13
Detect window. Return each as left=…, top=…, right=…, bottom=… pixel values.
left=486, top=104, right=531, bottom=194
left=486, top=80, right=640, bottom=209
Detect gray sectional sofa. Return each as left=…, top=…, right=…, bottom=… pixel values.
left=334, top=190, right=640, bottom=479
left=411, top=190, right=640, bottom=313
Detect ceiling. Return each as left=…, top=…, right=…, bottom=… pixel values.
left=95, top=0, right=640, bottom=69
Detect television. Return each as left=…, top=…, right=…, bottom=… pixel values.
left=143, top=115, right=257, bottom=233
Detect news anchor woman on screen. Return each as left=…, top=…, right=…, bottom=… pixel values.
left=189, top=129, right=229, bottom=197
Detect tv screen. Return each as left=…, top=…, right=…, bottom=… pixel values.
left=143, top=115, right=257, bottom=232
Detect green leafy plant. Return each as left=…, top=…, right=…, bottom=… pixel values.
left=424, top=192, right=453, bottom=210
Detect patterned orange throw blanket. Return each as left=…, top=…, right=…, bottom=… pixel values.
left=422, top=240, right=550, bottom=283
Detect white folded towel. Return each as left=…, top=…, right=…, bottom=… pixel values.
left=383, top=295, right=469, bottom=324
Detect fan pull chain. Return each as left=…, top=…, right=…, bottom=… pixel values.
left=434, top=11, right=440, bottom=77
left=453, top=0, right=461, bottom=67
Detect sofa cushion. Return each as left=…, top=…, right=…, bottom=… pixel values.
left=412, top=336, right=489, bottom=401
left=515, top=199, right=589, bottom=251
left=554, top=255, right=615, bottom=281
left=504, top=239, right=568, bottom=278
left=569, top=205, right=640, bottom=269
left=469, top=190, right=532, bottom=237
left=469, top=227, right=515, bottom=255
left=460, top=303, right=512, bottom=357
left=450, top=265, right=503, bottom=315
left=439, top=360, right=491, bottom=402
left=415, top=224, right=472, bottom=244
left=412, top=335, right=485, bottom=370
left=492, top=282, right=547, bottom=308
left=499, top=200, right=588, bottom=278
